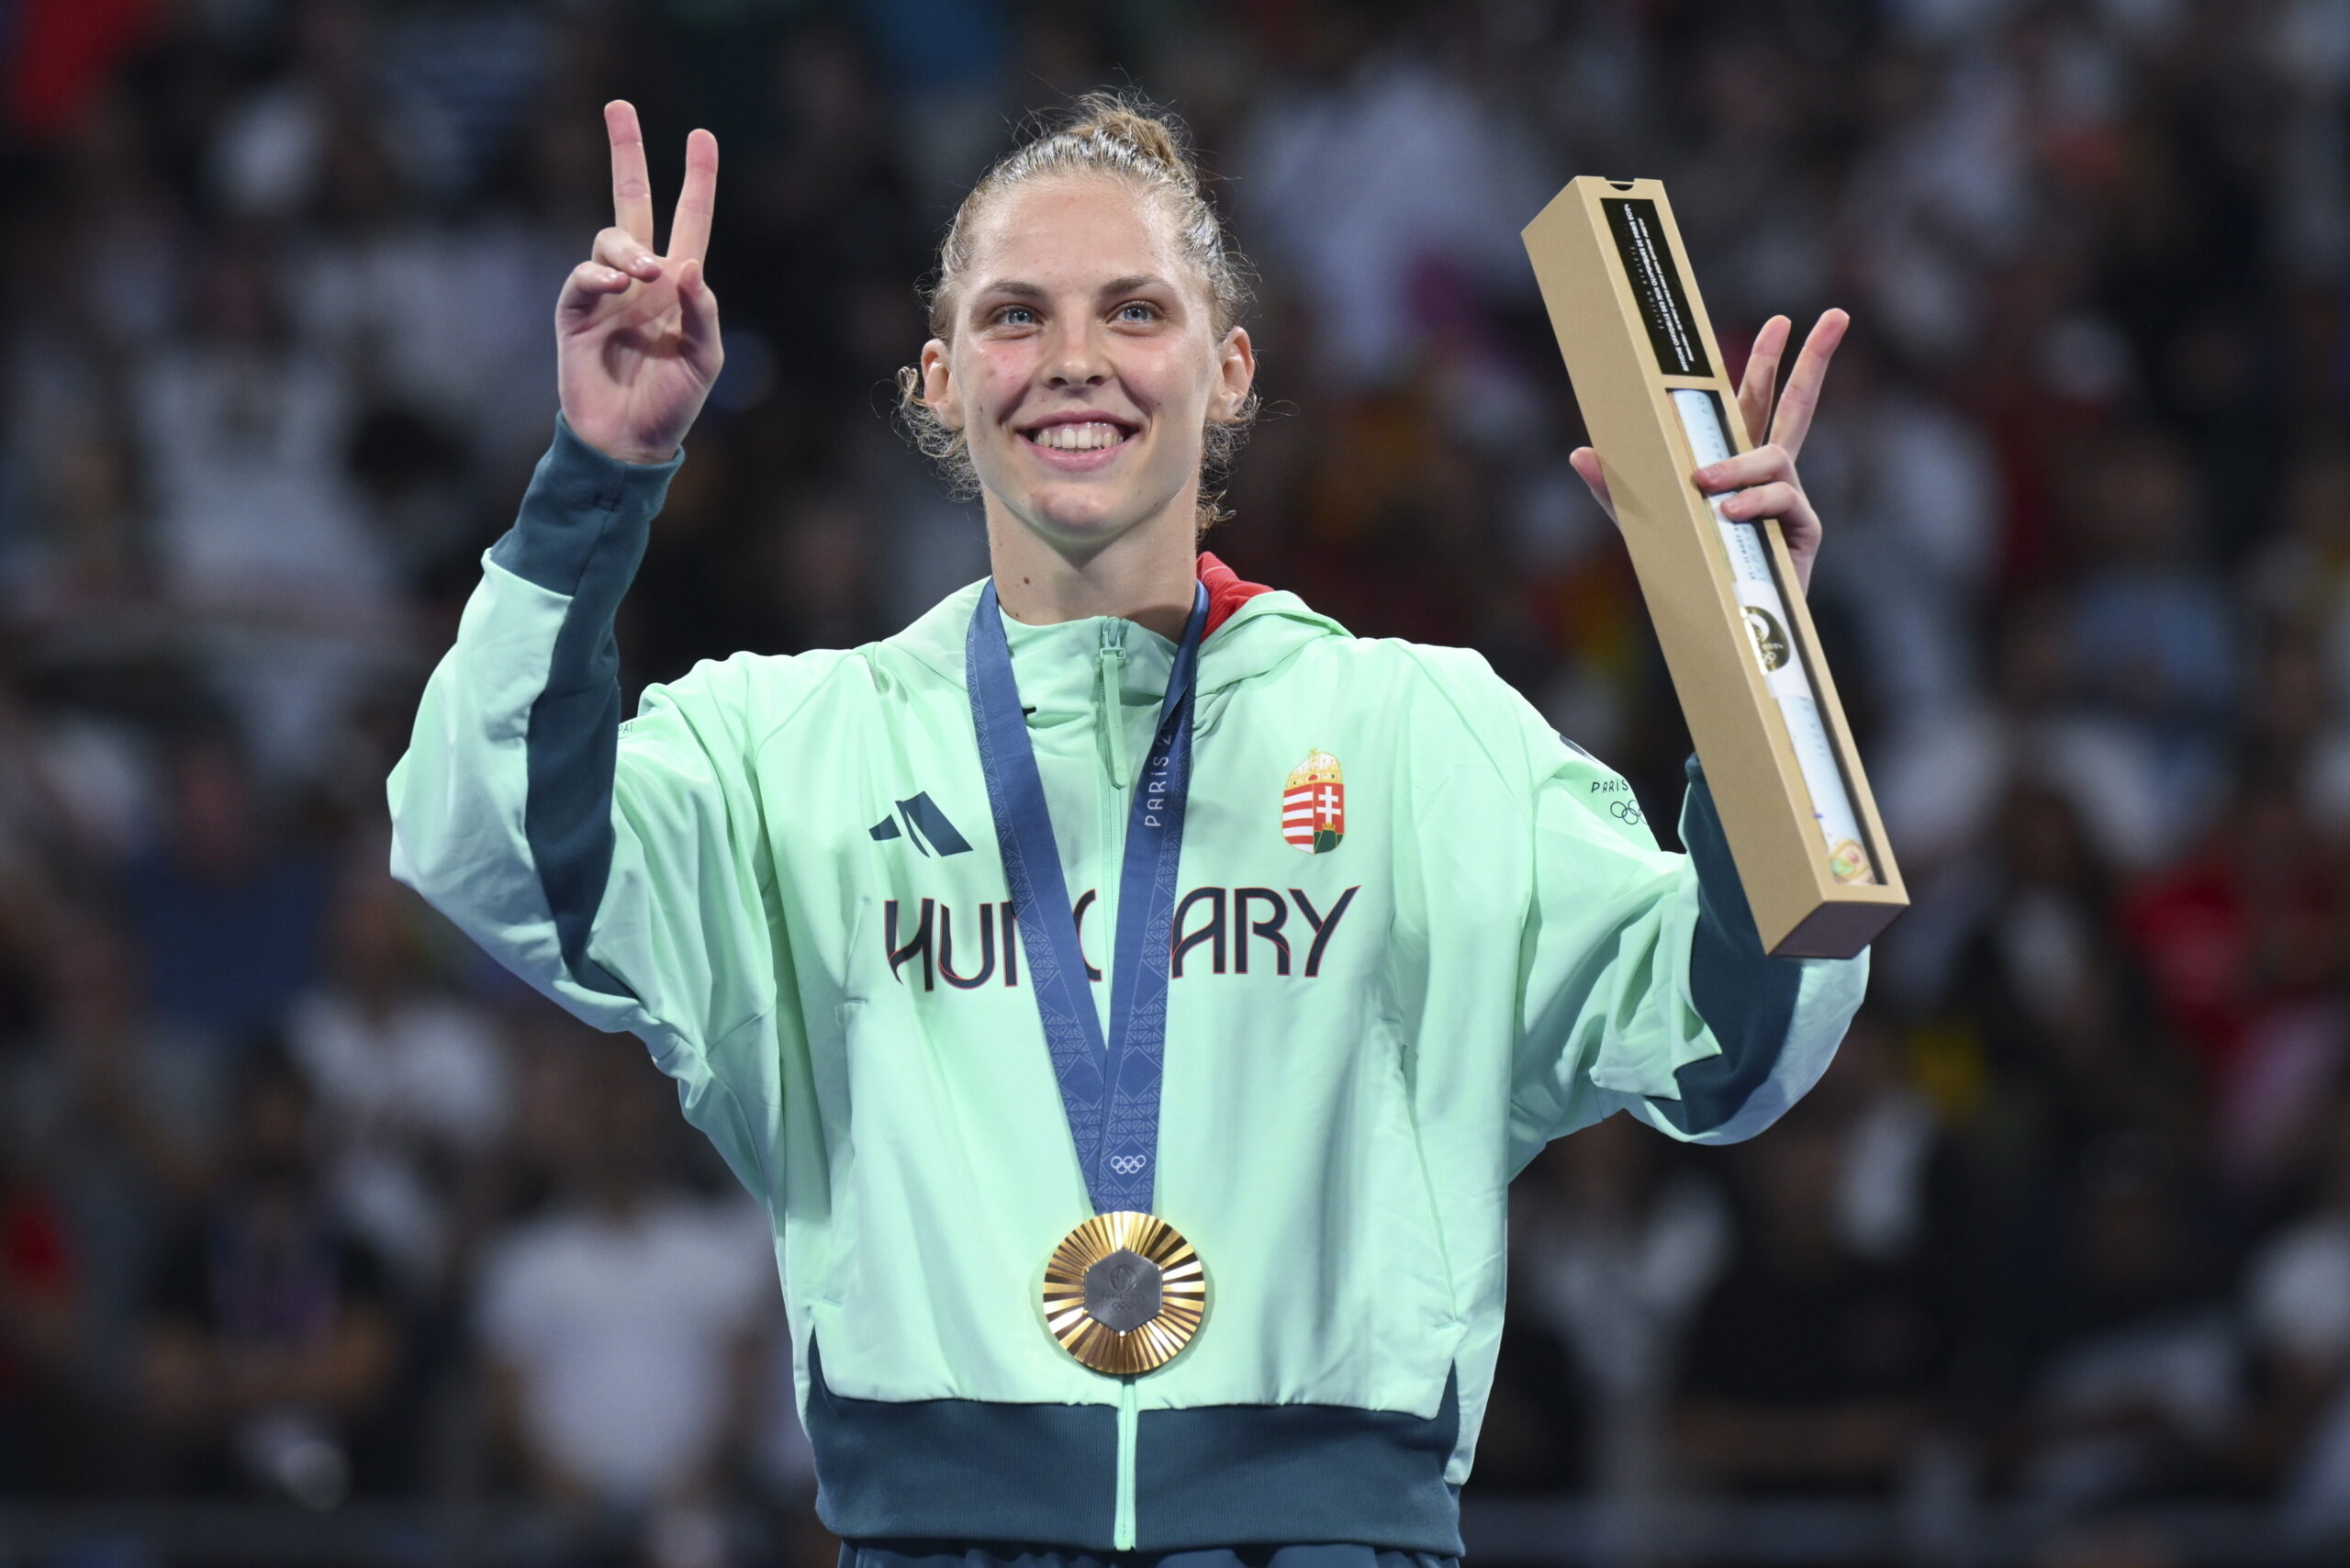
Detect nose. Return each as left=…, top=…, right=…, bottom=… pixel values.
left=1044, top=317, right=1110, bottom=388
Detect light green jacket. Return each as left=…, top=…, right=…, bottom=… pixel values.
left=388, top=414, right=1870, bottom=1552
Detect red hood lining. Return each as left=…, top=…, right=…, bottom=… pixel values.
left=1197, top=550, right=1272, bottom=639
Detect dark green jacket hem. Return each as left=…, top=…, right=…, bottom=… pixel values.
left=804, top=1337, right=1465, bottom=1554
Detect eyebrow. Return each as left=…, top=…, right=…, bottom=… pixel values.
left=974, top=274, right=1175, bottom=303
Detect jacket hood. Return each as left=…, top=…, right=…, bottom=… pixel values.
left=879, top=550, right=1348, bottom=696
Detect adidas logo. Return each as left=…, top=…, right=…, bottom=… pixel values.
left=868, top=792, right=973, bottom=858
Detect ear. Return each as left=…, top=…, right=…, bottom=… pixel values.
left=1212, top=326, right=1256, bottom=423
left=920, top=338, right=961, bottom=431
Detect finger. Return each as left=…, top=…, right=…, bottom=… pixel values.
left=1569, top=446, right=1617, bottom=524
left=676, top=257, right=722, bottom=364
left=1718, top=480, right=1803, bottom=521
left=557, top=258, right=633, bottom=319
left=1769, top=489, right=1823, bottom=597
left=666, top=129, right=718, bottom=264
left=1736, top=315, right=1791, bottom=450
left=592, top=226, right=662, bottom=280
left=1767, top=308, right=1850, bottom=458
left=1693, top=442, right=1794, bottom=495
left=606, top=100, right=656, bottom=248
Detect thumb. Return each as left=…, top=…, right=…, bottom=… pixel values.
left=677, top=257, right=722, bottom=367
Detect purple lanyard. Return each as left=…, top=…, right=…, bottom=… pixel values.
left=964, top=578, right=1209, bottom=1215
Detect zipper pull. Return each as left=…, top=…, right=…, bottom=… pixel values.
left=1097, top=631, right=1129, bottom=787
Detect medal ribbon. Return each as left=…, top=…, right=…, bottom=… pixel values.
left=966, top=577, right=1208, bottom=1216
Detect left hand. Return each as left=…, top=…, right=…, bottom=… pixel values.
left=1569, top=308, right=1849, bottom=596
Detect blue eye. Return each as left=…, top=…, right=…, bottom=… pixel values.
left=997, top=306, right=1036, bottom=326
left=1119, top=301, right=1158, bottom=322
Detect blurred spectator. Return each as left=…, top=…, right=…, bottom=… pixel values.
left=119, top=725, right=330, bottom=1052
left=1671, top=1095, right=1953, bottom=1497
left=1231, top=19, right=1550, bottom=391
left=0, top=1144, right=81, bottom=1494
left=1942, top=781, right=2189, bottom=1136
left=856, top=0, right=1013, bottom=204
left=475, top=1037, right=777, bottom=1529
left=2033, top=1518, right=2187, bottom=1568
left=2053, top=430, right=2239, bottom=864
left=130, top=228, right=404, bottom=777
left=2239, top=1079, right=2350, bottom=1544
left=252, top=1, right=567, bottom=480
left=2012, top=1133, right=2238, bottom=1517
left=286, top=862, right=512, bottom=1295
left=1496, top=1112, right=1730, bottom=1506
left=138, top=1044, right=402, bottom=1506
left=1802, top=325, right=2001, bottom=838
left=205, top=0, right=461, bottom=223
left=2248, top=447, right=2350, bottom=826
left=5, top=911, right=215, bottom=1419
left=2121, top=773, right=2344, bottom=1097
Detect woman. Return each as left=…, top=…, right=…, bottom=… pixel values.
left=388, top=91, right=1868, bottom=1564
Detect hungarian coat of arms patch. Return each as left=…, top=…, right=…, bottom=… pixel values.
left=1281, top=749, right=1345, bottom=855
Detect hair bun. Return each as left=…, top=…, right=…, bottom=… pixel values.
left=1061, top=89, right=1199, bottom=189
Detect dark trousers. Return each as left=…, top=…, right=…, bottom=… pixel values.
left=839, top=1541, right=1460, bottom=1568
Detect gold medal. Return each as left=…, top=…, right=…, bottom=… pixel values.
left=1040, top=1211, right=1206, bottom=1374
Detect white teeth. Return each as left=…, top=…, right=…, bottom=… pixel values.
left=1029, top=421, right=1128, bottom=452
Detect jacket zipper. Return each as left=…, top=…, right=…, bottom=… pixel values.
left=1093, top=626, right=1129, bottom=1011
left=1114, top=1378, right=1139, bottom=1550
left=1099, top=623, right=1139, bottom=1551
left=1098, top=623, right=1130, bottom=788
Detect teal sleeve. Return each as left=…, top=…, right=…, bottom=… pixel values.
left=1506, top=720, right=1869, bottom=1163
left=386, top=414, right=782, bottom=1182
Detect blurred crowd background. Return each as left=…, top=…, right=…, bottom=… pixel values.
left=2, top=0, right=2348, bottom=1564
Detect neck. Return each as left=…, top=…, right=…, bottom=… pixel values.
left=986, top=499, right=1197, bottom=643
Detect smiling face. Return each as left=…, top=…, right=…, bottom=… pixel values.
left=920, top=174, right=1253, bottom=563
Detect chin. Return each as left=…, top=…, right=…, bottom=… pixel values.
left=1022, top=516, right=1143, bottom=562
left=1013, top=487, right=1170, bottom=550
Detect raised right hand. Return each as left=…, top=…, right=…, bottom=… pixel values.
left=556, top=101, right=722, bottom=465
left=1568, top=308, right=1847, bottom=595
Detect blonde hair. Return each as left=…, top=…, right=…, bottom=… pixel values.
left=893, top=89, right=1260, bottom=532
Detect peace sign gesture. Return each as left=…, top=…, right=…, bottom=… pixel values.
left=1570, top=308, right=1849, bottom=594
left=556, top=101, right=723, bottom=465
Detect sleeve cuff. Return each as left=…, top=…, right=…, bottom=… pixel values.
left=1637, top=753, right=1809, bottom=1137
left=488, top=409, right=685, bottom=598
left=1680, top=753, right=1744, bottom=930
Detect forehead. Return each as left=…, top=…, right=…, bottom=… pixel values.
left=964, top=174, right=1192, bottom=298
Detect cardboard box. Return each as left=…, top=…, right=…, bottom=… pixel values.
left=1521, top=175, right=1906, bottom=958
